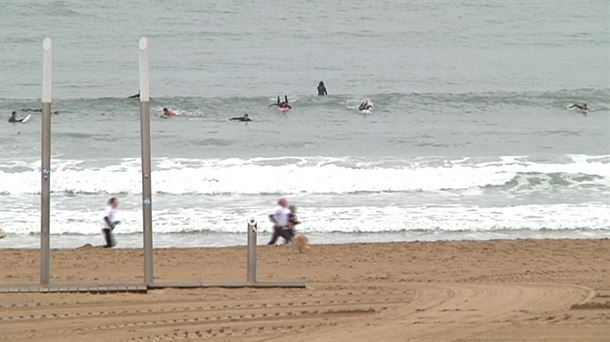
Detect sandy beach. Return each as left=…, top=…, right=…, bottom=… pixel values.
left=0, top=239, right=608, bottom=341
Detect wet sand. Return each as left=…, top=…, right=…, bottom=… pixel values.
left=1, top=239, right=609, bottom=341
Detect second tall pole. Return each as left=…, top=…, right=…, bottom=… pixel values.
left=139, top=37, right=154, bottom=286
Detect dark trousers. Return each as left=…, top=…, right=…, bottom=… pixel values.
left=102, top=228, right=114, bottom=248
left=268, top=226, right=294, bottom=245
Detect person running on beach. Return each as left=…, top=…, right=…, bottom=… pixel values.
left=317, top=81, right=327, bottom=96
left=162, top=107, right=177, bottom=117
left=8, top=111, right=22, bottom=123
left=268, top=198, right=293, bottom=245
left=102, top=198, right=120, bottom=248
left=229, top=113, right=252, bottom=122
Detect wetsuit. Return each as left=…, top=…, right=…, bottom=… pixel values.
left=318, top=83, right=327, bottom=96
left=230, top=116, right=252, bottom=122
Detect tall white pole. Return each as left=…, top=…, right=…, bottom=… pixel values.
left=247, top=219, right=258, bottom=284
left=41, top=37, right=53, bottom=285
left=139, top=37, right=154, bottom=286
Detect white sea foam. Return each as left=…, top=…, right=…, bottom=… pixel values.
left=0, top=155, right=608, bottom=195
left=1, top=203, right=608, bottom=236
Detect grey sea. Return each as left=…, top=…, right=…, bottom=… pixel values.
left=1, top=0, right=609, bottom=248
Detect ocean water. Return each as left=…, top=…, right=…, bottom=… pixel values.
left=1, top=0, right=609, bottom=248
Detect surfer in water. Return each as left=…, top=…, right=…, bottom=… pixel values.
left=318, top=81, right=327, bottom=96
left=8, top=111, right=24, bottom=123
left=128, top=92, right=140, bottom=99
left=162, top=107, right=177, bottom=117
left=229, top=113, right=252, bottom=122
left=359, top=100, right=374, bottom=111
left=568, top=103, right=589, bottom=111
left=270, top=95, right=291, bottom=109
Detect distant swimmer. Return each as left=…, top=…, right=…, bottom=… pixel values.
left=229, top=113, right=252, bottom=122
left=128, top=92, right=140, bottom=99
left=359, top=99, right=374, bottom=111
left=317, top=81, right=327, bottom=96
left=8, top=111, right=22, bottom=123
left=162, top=107, right=177, bottom=117
left=568, top=103, right=589, bottom=111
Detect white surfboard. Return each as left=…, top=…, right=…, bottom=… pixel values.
left=21, top=114, right=31, bottom=123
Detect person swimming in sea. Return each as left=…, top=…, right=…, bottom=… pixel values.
left=568, top=103, right=589, bottom=111
left=269, top=95, right=291, bottom=109
left=162, top=107, right=177, bottom=117
left=229, top=113, right=252, bottom=122
left=359, top=99, right=374, bottom=111
left=8, top=111, right=23, bottom=123
left=317, top=81, right=327, bottom=96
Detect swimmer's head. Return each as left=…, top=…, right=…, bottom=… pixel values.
left=11, top=111, right=16, bottom=116
left=163, top=108, right=168, bottom=112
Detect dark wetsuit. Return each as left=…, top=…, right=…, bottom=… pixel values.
left=359, top=103, right=373, bottom=111
left=318, top=83, right=327, bottom=96
left=230, top=116, right=252, bottom=122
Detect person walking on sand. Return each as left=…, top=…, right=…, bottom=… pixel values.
left=268, top=198, right=293, bottom=245
left=102, top=197, right=120, bottom=248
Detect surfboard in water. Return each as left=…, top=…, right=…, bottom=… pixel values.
left=20, top=114, right=31, bottom=123
left=359, top=107, right=374, bottom=114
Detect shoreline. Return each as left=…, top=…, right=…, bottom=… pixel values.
left=1, top=239, right=609, bottom=341
left=1, top=229, right=609, bottom=249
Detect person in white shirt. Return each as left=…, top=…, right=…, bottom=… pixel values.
left=102, top=197, right=120, bottom=248
left=267, top=198, right=293, bottom=245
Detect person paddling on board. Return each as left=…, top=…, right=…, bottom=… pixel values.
left=318, top=81, right=327, bottom=96
left=269, top=95, right=291, bottom=109
left=229, top=113, right=252, bottom=122
left=359, top=100, right=373, bottom=111
left=8, top=111, right=23, bottom=123
left=568, top=103, right=589, bottom=111
left=128, top=92, right=140, bottom=99
left=162, top=107, right=177, bottom=117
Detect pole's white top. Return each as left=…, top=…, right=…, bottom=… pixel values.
left=42, top=37, right=53, bottom=103
left=138, top=37, right=150, bottom=102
